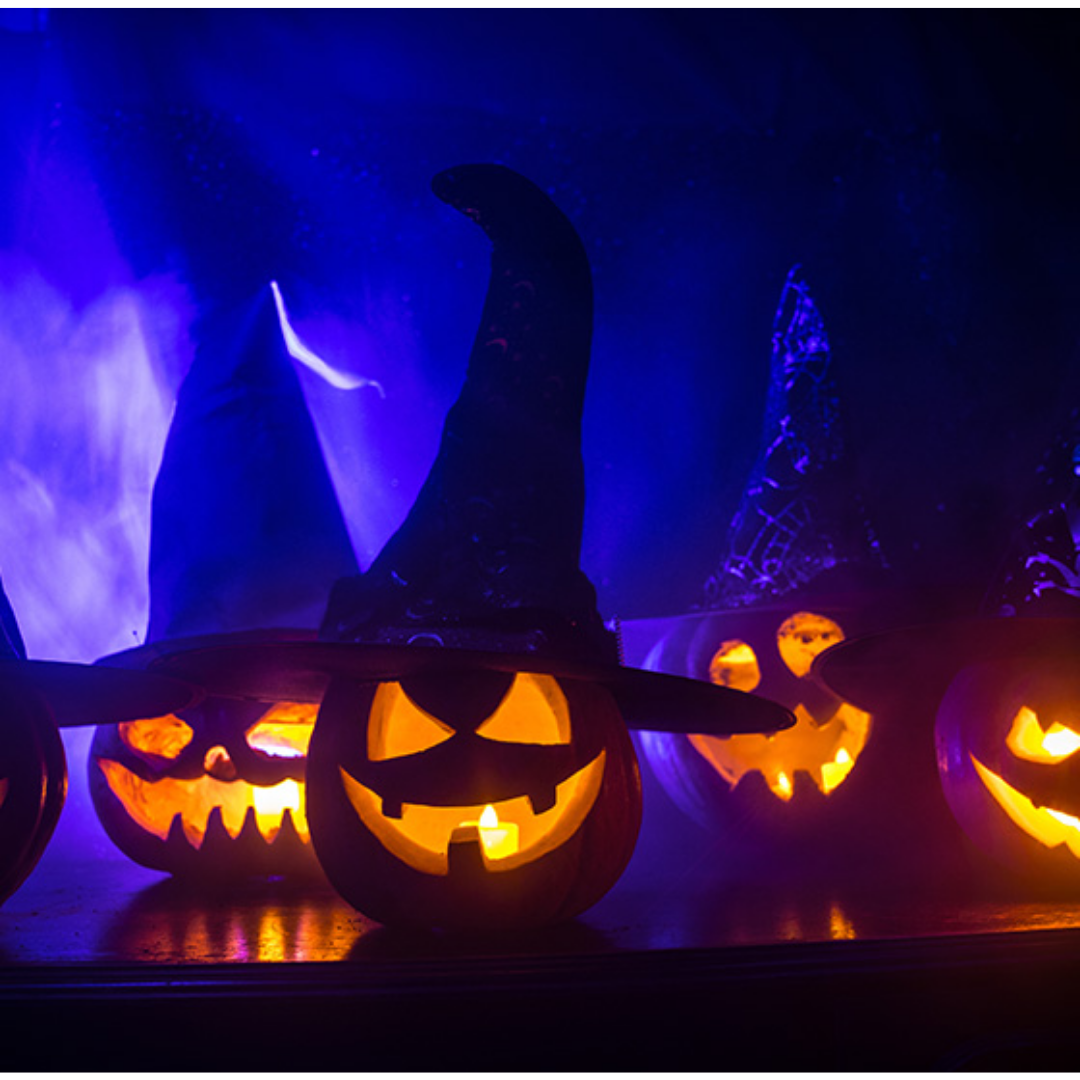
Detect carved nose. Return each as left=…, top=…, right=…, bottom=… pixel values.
left=203, top=746, right=238, bottom=781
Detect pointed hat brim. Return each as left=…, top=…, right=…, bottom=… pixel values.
left=141, top=636, right=795, bottom=736
left=0, top=658, right=199, bottom=727
left=813, top=616, right=1080, bottom=713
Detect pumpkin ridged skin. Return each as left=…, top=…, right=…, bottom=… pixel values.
left=0, top=681, right=67, bottom=904
left=307, top=674, right=642, bottom=931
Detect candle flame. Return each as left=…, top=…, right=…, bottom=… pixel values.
left=479, top=804, right=498, bottom=829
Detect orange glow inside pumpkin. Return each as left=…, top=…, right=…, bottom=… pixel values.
left=775, top=611, right=847, bottom=678
left=340, top=751, right=605, bottom=875
left=342, top=673, right=604, bottom=874
left=100, top=702, right=317, bottom=848
left=119, top=714, right=194, bottom=761
left=972, top=755, right=1080, bottom=859
left=972, top=705, right=1080, bottom=859
left=691, top=612, right=871, bottom=801
left=709, top=640, right=762, bottom=692
left=367, top=673, right=572, bottom=762
left=1005, top=706, right=1080, bottom=763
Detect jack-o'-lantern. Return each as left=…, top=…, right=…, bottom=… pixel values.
left=820, top=424, right=1080, bottom=884
left=936, top=652, right=1080, bottom=884
left=0, top=679, right=66, bottom=904
left=91, top=281, right=360, bottom=880
left=306, top=669, right=642, bottom=930
left=148, top=164, right=791, bottom=926
left=630, top=265, right=898, bottom=854
left=638, top=605, right=873, bottom=834
left=89, top=695, right=319, bottom=877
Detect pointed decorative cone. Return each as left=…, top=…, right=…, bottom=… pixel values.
left=703, top=266, right=886, bottom=610
left=148, top=165, right=793, bottom=739
left=817, top=417, right=1080, bottom=711
left=622, top=266, right=897, bottom=695
left=144, top=286, right=359, bottom=643
left=320, top=164, right=613, bottom=663
left=86, top=287, right=356, bottom=879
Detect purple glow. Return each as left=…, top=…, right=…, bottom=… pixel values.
left=0, top=256, right=185, bottom=662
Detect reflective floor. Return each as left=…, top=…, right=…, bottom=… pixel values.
left=5, top=728, right=1080, bottom=967
left=5, top=729, right=1080, bottom=1070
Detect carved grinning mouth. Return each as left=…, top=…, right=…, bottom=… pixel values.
left=690, top=702, right=871, bottom=801
left=339, top=750, right=607, bottom=875
left=97, top=759, right=310, bottom=849
left=972, top=753, right=1080, bottom=859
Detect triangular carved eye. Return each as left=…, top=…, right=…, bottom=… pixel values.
left=1006, top=706, right=1080, bottom=763
left=776, top=612, right=846, bottom=678
left=368, top=683, right=455, bottom=761
left=708, top=640, right=761, bottom=692
left=246, top=702, right=318, bottom=760
left=476, top=674, right=571, bottom=746
left=119, top=715, right=194, bottom=763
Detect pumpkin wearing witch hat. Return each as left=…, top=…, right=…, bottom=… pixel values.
left=0, top=574, right=193, bottom=903
left=89, top=285, right=360, bottom=879
left=630, top=266, right=904, bottom=854
left=148, top=164, right=793, bottom=931
left=819, top=416, right=1080, bottom=886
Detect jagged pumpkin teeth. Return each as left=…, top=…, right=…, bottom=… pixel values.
left=97, top=759, right=310, bottom=847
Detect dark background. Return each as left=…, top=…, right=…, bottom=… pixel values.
left=0, top=8, right=1077, bottom=654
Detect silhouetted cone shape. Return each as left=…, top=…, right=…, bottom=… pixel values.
left=147, top=286, right=359, bottom=642
left=321, top=164, right=616, bottom=665
left=702, top=266, right=885, bottom=611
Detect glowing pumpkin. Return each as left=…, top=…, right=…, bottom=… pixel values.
left=306, top=668, right=642, bottom=931
left=0, top=679, right=66, bottom=904
left=936, top=652, right=1080, bottom=883
left=637, top=605, right=873, bottom=836
left=89, top=695, right=319, bottom=878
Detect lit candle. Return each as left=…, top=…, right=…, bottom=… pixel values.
left=477, top=804, right=519, bottom=860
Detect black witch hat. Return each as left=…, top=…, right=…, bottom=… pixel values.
left=148, top=165, right=790, bottom=738
left=98, top=282, right=361, bottom=670
left=0, top=574, right=194, bottom=725
left=702, top=265, right=888, bottom=613
left=625, top=265, right=899, bottom=675
left=816, top=415, right=1080, bottom=711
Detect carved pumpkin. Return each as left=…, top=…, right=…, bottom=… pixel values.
left=637, top=605, right=873, bottom=836
left=306, top=668, right=642, bottom=931
left=936, top=651, right=1080, bottom=883
left=142, top=163, right=790, bottom=921
left=89, top=282, right=359, bottom=881
left=89, top=694, right=319, bottom=877
left=0, top=679, right=66, bottom=904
